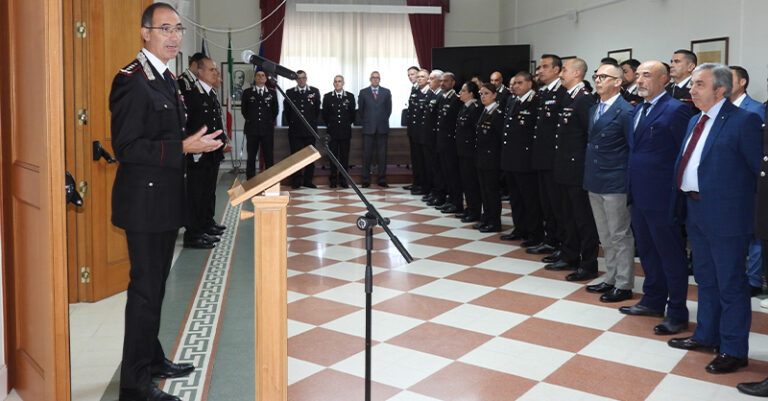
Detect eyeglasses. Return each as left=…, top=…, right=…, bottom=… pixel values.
left=592, top=74, right=620, bottom=81
left=144, top=24, right=186, bottom=36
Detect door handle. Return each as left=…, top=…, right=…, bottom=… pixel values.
left=65, top=171, right=83, bottom=206
left=93, top=140, right=117, bottom=163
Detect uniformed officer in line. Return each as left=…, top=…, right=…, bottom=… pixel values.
left=666, top=49, right=699, bottom=114
left=490, top=71, right=511, bottom=109
left=547, top=58, right=600, bottom=282
left=454, top=81, right=483, bottom=223
left=528, top=54, right=567, bottom=258
left=283, top=69, right=321, bottom=188
left=620, top=59, right=643, bottom=106
left=241, top=70, right=278, bottom=179
left=421, top=69, right=446, bottom=206
left=177, top=52, right=205, bottom=92
left=322, top=74, right=356, bottom=188
left=407, top=69, right=429, bottom=195
left=434, top=72, right=463, bottom=214
left=404, top=66, right=421, bottom=192
left=500, top=71, right=544, bottom=245
left=110, top=3, right=223, bottom=400
left=474, top=83, right=505, bottom=232
left=181, top=56, right=230, bottom=249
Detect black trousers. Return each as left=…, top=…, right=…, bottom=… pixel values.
left=362, top=133, right=388, bottom=184
left=328, top=137, right=351, bottom=185
left=121, top=229, right=177, bottom=390
left=458, top=155, right=481, bottom=218
left=414, top=142, right=431, bottom=193
left=506, top=171, right=544, bottom=241
left=558, top=183, right=599, bottom=271
left=288, top=134, right=316, bottom=186
left=537, top=170, right=562, bottom=247
left=245, top=133, right=274, bottom=179
left=439, top=145, right=462, bottom=207
left=477, top=167, right=501, bottom=227
left=408, top=135, right=422, bottom=187
left=185, top=158, right=218, bottom=239
left=423, top=145, right=445, bottom=199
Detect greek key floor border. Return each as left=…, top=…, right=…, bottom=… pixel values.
left=162, top=201, right=242, bottom=401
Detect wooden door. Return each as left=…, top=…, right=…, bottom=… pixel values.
left=0, top=0, right=71, bottom=400
left=65, top=0, right=153, bottom=303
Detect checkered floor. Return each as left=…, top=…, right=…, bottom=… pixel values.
left=281, top=184, right=768, bottom=401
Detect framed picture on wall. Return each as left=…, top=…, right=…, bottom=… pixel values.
left=530, top=60, right=536, bottom=74
left=561, top=56, right=576, bottom=61
left=691, top=37, right=729, bottom=64
left=174, top=51, right=184, bottom=76
left=607, top=48, right=632, bottom=64
left=221, top=61, right=253, bottom=108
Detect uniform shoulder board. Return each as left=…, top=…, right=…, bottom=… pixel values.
left=119, top=59, right=142, bottom=76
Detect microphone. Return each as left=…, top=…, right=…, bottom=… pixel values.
left=241, top=50, right=298, bottom=80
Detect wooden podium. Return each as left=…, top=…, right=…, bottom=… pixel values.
left=228, top=145, right=322, bottom=400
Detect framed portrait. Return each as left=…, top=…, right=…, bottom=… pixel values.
left=607, top=48, right=632, bottom=64
left=221, top=61, right=254, bottom=108
left=530, top=60, right=537, bottom=74
left=691, top=37, right=729, bottom=64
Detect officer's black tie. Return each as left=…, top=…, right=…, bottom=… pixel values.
left=162, top=70, right=177, bottom=98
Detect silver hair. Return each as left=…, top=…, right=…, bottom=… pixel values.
left=430, top=69, right=443, bottom=77
left=694, top=63, right=732, bottom=99
left=441, top=71, right=456, bottom=80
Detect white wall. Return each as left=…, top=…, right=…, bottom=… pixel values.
left=500, top=0, right=768, bottom=101
left=444, top=0, right=501, bottom=47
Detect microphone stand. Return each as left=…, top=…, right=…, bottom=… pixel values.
left=269, top=75, right=413, bottom=401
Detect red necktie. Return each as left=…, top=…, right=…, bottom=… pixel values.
left=373, top=87, right=378, bottom=100
left=676, top=114, right=710, bottom=189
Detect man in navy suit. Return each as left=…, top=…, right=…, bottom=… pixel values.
left=667, top=63, right=762, bottom=374
left=358, top=71, right=392, bottom=187
left=582, top=63, right=636, bottom=302
left=731, top=65, right=766, bottom=296
left=620, top=61, right=693, bottom=335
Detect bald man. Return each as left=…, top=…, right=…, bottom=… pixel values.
left=621, top=60, right=693, bottom=335
left=490, top=71, right=511, bottom=109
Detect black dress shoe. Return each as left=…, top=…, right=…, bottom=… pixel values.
left=426, top=198, right=445, bottom=207
left=291, top=183, right=301, bottom=189
left=472, top=222, right=485, bottom=229
left=421, top=194, right=432, bottom=202
left=303, top=183, right=317, bottom=189
left=668, top=336, right=719, bottom=353
left=183, top=237, right=215, bottom=249
left=520, top=239, right=542, bottom=248
left=403, top=185, right=413, bottom=190
left=737, top=377, right=768, bottom=396
left=586, top=282, right=614, bottom=293
left=478, top=224, right=502, bottom=233
left=151, top=358, right=195, bottom=379
left=619, top=303, right=664, bottom=317
left=600, top=288, right=632, bottom=302
left=751, top=285, right=764, bottom=297
left=211, top=223, right=226, bottom=231
left=200, top=233, right=220, bottom=243
left=542, top=250, right=563, bottom=263
left=500, top=232, right=524, bottom=241
left=412, top=189, right=427, bottom=195
left=544, top=260, right=576, bottom=271
left=119, top=384, right=181, bottom=401
left=706, top=353, right=748, bottom=374
left=435, top=202, right=450, bottom=210
left=440, top=204, right=459, bottom=214
left=340, top=181, right=349, bottom=188
left=455, top=212, right=467, bottom=218
left=378, top=182, right=389, bottom=187
left=654, top=317, right=689, bottom=335
left=566, top=268, right=598, bottom=281
left=526, top=243, right=555, bottom=255
left=362, top=183, right=371, bottom=188
left=329, top=183, right=337, bottom=188
left=205, top=226, right=225, bottom=236
left=461, top=215, right=480, bottom=223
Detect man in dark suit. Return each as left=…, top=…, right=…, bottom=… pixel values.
left=422, top=69, right=446, bottom=204
left=620, top=60, right=693, bottom=335
left=177, top=52, right=205, bottom=92
left=547, top=58, right=600, bottom=282
left=322, top=74, right=356, bottom=188
left=667, top=49, right=699, bottom=114
left=730, top=65, right=766, bottom=296
left=181, top=57, right=229, bottom=249
left=242, top=70, right=279, bottom=179
left=582, top=63, right=635, bottom=301
left=500, top=72, right=543, bottom=245
left=434, top=72, right=463, bottom=213
left=404, top=66, right=421, bottom=192
left=110, top=3, right=222, bottom=400
left=490, top=71, right=511, bottom=109
left=668, top=63, right=762, bottom=374
left=283, top=70, right=321, bottom=188
left=357, top=71, right=392, bottom=187
left=408, top=69, right=430, bottom=194
left=737, top=103, right=768, bottom=396
left=619, top=59, right=643, bottom=106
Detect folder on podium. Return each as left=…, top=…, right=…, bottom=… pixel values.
left=228, top=145, right=322, bottom=400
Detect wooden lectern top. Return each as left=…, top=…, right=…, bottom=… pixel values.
left=228, top=145, right=322, bottom=206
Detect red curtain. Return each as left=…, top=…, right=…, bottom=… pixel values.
left=260, top=0, right=287, bottom=62
left=407, top=0, right=448, bottom=70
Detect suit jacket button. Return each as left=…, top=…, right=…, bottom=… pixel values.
left=163, top=104, right=168, bottom=109
left=762, top=171, right=766, bottom=177
left=148, top=182, right=154, bottom=187
left=764, top=156, right=768, bottom=162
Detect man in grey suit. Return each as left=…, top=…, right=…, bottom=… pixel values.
left=358, top=71, right=392, bottom=187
